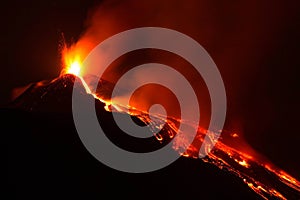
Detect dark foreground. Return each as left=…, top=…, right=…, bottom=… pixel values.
left=4, top=108, right=261, bottom=200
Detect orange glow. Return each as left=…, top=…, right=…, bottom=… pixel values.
left=61, top=45, right=83, bottom=77
left=280, top=174, right=297, bottom=184
left=60, top=39, right=94, bottom=77
left=231, top=133, right=239, bottom=138
left=67, top=61, right=81, bottom=76
left=238, top=160, right=250, bottom=168
left=59, top=39, right=300, bottom=200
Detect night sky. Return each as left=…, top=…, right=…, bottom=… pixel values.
left=2, top=0, right=300, bottom=180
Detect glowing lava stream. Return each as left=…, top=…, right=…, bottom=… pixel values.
left=63, top=60, right=300, bottom=200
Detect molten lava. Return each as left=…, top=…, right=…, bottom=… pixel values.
left=60, top=42, right=87, bottom=77
left=67, top=61, right=81, bottom=76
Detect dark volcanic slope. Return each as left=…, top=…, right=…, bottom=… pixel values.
left=4, top=75, right=259, bottom=200
left=10, top=74, right=87, bottom=113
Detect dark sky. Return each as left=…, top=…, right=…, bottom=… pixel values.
left=1, top=0, right=99, bottom=105
left=1, top=0, right=300, bottom=178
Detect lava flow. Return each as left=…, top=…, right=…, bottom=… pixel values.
left=59, top=44, right=300, bottom=200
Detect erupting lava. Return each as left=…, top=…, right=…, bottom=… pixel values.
left=67, top=61, right=81, bottom=76
left=60, top=43, right=87, bottom=77
left=61, top=44, right=300, bottom=199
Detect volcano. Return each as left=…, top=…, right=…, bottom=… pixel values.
left=4, top=74, right=300, bottom=199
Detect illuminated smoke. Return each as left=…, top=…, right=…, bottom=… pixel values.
left=63, top=0, right=283, bottom=131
